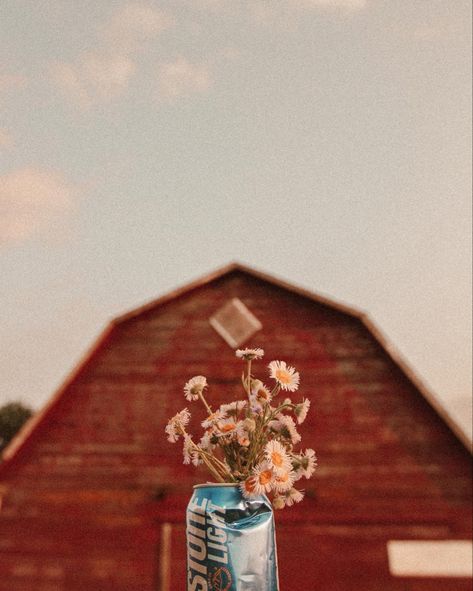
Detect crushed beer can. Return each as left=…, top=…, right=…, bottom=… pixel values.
left=187, top=483, right=280, bottom=591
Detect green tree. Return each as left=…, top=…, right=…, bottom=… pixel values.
left=0, top=402, right=33, bottom=453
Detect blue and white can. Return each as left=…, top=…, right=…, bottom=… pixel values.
left=187, top=483, right=280, bottom=591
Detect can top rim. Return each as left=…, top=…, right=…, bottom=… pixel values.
left=193, top=483, right=240, bottom=489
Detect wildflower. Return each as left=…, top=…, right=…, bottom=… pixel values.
left=274, top=488, right=304, bottom=507
left=252, top=463, right=275, bottom=493
left=191, top=449, right=202, bottom=466
left=242, top=417, right=256, bottom=433
left=264, top=440, right=292, bottom=475
left=268, top=360, right=300, bottom=392
left=220, top=400, right=247, bottom=417
left=165, top=408, right=191, bottom=442
left=182, top=435, right=195, bottom=465
left=298, top=449, right=317, bottom=479
left=249, top=399, right=264, bottom=415
left=251, top=379, right=272, bottom=403
left=215, top=418, right=241, bottom=437
left=237, top=433, right=251, bottom=447
left=199, top=430, right=213, bottom=450
left=284, top=488, right=304, bottom=506
left=277, top=413, right=301, bottom=444
left=273, top=469, right=296, bottom=493
left=184, top=375, right=208, bottom=401
left=240, top=475, right=258, bottom=498
left=165, top=350, right=315, bottom=511
left=267, top=419, right=283, bottom=433
left=294, top=398, right=310, bottom=424
left=201, top=409, right=226, bottom=429
left=236, top=348, right=264, bottom=361
left=272, top=495, right=286, bottom=510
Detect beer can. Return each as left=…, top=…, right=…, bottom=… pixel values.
left=187, top=483, right=280, bottom=591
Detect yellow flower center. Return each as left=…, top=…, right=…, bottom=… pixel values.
left=271, top=451, right=283, bottom=467
left=257, top=388, right=269, bottom=401
left=259, top=470, right=273, bottom=486
left=220, top=422, right=236, bottom=433
left=275, top=369, right=291, bottom=384
left=277, top=472, right=289, bottom=483
left=245, top=477, right=257, bottom=493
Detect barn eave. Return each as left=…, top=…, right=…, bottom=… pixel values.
left=1, top=261, right=470, bottom=480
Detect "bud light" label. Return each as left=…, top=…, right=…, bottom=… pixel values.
left=186, top=484, right=279, bottom=591
left=187, top=497, right=232, bottom=590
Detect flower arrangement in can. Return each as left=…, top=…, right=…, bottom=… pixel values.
left=165, top=347, right=317, bottom=509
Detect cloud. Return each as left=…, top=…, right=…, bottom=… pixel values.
left=158, top=58, right=212, bottom=101
left=0, top=69, right=28, bottom=102
left=0, top=72, right=27, bottom=91
left=50, top=52, right=135, bottom=109
left=104, top=2, right=171, bottom=52
left=0, top=168, right=76, bottom=245
left=48, top=4, right=171, bottom=108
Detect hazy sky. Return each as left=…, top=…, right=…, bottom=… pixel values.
left=1, top=1, right=471, bottom=439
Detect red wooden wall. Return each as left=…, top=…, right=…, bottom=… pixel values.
left=0, top=268, right=471, bottom=590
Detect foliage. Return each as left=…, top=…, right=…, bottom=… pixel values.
left=0, top=402, right=33, bottom=453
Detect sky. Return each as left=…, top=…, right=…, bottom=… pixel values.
left=1, top=0, right=471, bottom=440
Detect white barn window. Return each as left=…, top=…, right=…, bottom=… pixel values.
left=387, top=540, right=473, bottom=578
left=209, top=298, right=262, bottom=348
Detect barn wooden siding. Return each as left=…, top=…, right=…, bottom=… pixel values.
left=0, top=266, right=471, bottom=590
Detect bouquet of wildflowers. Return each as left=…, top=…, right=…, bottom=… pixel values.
left=165, top=348, right=317, bottom=509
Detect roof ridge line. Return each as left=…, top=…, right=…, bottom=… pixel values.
left=1, top=262, right=470, bottom=477
left=113, top=261, right=363, bottom=326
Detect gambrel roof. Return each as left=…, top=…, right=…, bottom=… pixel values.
left=1, top=262, right=470, bottom=475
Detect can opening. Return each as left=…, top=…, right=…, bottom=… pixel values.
left=193, top=482, right=240, bottom=489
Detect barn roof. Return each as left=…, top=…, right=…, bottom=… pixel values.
left=1, top=261, right=470, bottom=476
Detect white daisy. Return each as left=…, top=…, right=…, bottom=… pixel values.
left=264, top=440, right=292, bottom=475
left=277, top=413, right=301, bottom=444
left=237, top=433, right=251, bottom=447
left=284, top=488, right=304, bottom=507
left=273, top=469, right=296, bottom=493
left=191, top=450, right=202, bottom=466
left=182, top=435, right=194, bottom=465
left=268, top=360, right=300, bottom=392
left=220, top=400, right=247, bottom=417
left=251, top=379, right=272, bottom=404
left=165, top=408, right=191, bottom=442
left=215, top=418, right=242, bottom=437
left=240, top=475, right=259, bottom=498
left=267, top=418, right=283, bottom=433
left=236, top=348, right=264, bottom=361
left=299, top=449, right=317, bottom=479
left=252, top=463, right=275, bottom=494
left=184, top=375, right=207, bottom=401
left=294, top=398, right=311, bottom=424
left=201, top=409, right=227, bottom=429
left=199, top=430, right=213, bottom=451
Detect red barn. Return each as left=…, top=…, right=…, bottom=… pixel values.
left=0, top=263, right=471, bottom=591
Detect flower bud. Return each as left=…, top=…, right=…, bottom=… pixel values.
left=273, top=495, right=285, bottom=510
left=243, top=418, right=256, bottom=432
